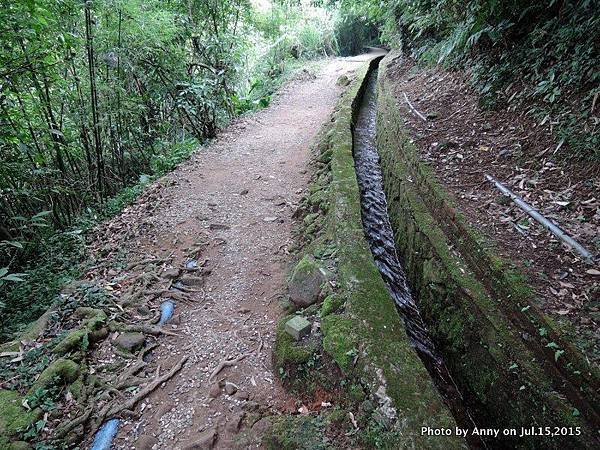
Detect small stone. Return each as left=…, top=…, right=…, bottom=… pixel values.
left=263, top=216, right=278, bottom=222
left=161, top=268, right=180, bottom=279
left=226, top=412, right=245, bottom=433
left=224, top=382, right=238, bottom=395
left=243, top=401, right=260, bottom=412
left=208, top=383, right=221, bottom=399
left=288, top=256, right=325, bottom=308
left=184, top=427, right=218, bottom=450
left=209, top=223, right=230, bottom=230
left=114, top=332, right=145, bottom=353
left=285, top=316, right=311, bottom=341
left=251, top=417, right=272, bottom=434
left=336, top=74, right=351, bottom=86
left=135, top=435, right=158, bottom=450
left=235, top=390, right=249, bottom=401
left=239, top=189, right=249, bottom=195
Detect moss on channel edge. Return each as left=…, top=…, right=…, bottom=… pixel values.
left=273, top=56, right=465, bottom=449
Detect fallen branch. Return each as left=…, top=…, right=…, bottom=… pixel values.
left=484, top=174, right=595, bottom=263
left=402, top=92, right=427, bottom=122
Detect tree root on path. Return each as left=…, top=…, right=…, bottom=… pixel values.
left=110, top=321, right=181, bottom=337
left=209, top=352, right=252, bottom=382
left=126, top=257, right=170, bottom=271
left=115, top=344, right=158, bottom=389
left=94, top=356, right=188, bottom=430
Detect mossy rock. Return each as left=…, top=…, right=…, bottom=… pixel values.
left=0, top=390, right=41, bottom=439
left=289, top=256, right=326, bottom=309
left=273, top=317, right=316, bottom=369
left=336, top=74, right=351, bottom=87
left=28, top=358, right=80, bottom=395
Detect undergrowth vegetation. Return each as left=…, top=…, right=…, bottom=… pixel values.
left=334, top=0, right=599, bottom=160
left=0, top=0, right=337, bottom=342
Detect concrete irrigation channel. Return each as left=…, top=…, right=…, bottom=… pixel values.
left=347, top=54, right=598, bottom=448
left=324, top=51, right=600, bottom=448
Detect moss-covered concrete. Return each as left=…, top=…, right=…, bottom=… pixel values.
left=376, top=50, right=599, bottom=448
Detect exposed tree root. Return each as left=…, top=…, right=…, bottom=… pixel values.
left=126, top=257, right=170, bottom=271
left=209, top=352, right=251, bottom=382
left=94, top=356, right=188, bottom=429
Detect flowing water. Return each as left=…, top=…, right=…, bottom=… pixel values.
left=352, top=67, right=482, bottom=447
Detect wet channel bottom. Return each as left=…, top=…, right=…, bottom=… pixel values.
left=351, top=66, right=481, bottom=448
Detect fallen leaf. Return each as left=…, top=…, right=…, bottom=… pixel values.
left=586, top=269, right=600, bottom=276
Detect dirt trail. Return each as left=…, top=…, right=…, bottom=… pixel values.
left=85, top=57, right=368, bottom=449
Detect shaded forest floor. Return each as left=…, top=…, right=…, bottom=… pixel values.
left=384, top=56, right=599, bottom=367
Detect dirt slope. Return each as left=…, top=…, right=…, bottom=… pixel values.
left=80, top=57, right=369, bottom=449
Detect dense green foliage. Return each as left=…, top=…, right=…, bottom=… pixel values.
left=1, top=0, right=597, bottom=340
left=0, top=0, right=337, bottom=340
left=334, top=0, right=599, bottom=159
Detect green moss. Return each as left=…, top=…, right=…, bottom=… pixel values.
left=28, top=358, right=79, bottom=395
left=0, top=390, right=40, bottom=438
left=273, top=317, right=316, bottom=369
left=52, top=308, right=107, bottom=355
left=266, top=415, right=328, bottom=450
left=320, top=295, right=344, bottom=317
left=321, top=315, right=355, bottom=372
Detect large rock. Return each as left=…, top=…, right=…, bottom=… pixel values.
left=114, top=332, right=145, bottom=353
left=288, top=256, right=325, bottom=308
